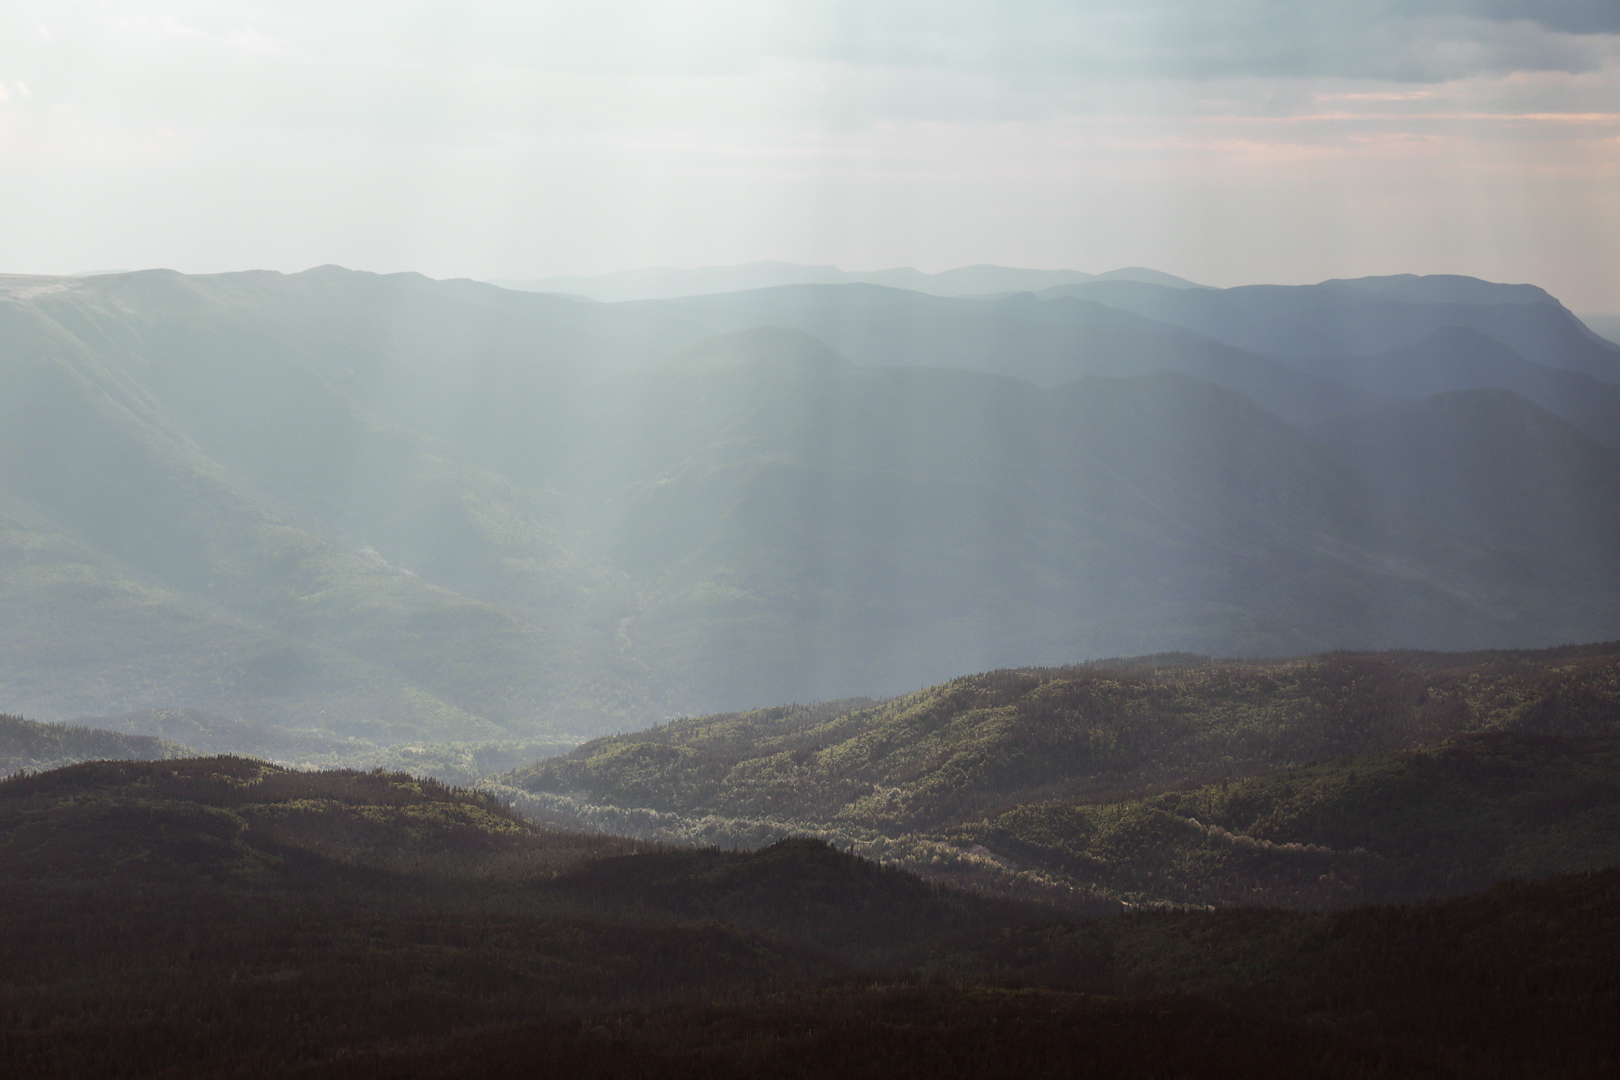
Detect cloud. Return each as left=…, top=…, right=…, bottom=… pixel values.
left=2, top=0, right=1617, bottom=310
left=1, top=2, right=1603, bottom=140
left=679, top=2, right=1620, bottom=85
left=1416, top=1, right=1620, bottom=35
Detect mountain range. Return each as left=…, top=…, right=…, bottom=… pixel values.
left=490, top=261, right=1207, bottom=302
left=2, top=264, right=1618, bottom=762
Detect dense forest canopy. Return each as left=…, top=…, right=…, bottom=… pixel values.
left=4, top=752, right=1619, bottom=1078
left=500, top=645, right=1620, bottom=908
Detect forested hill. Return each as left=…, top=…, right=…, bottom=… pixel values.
left=497, top=643, right=1620, bottom=907
left=0, top=712, right=191, bottom=774
left=6, top=752, right=1620, bottom=1077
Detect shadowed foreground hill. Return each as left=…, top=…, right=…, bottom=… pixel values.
left=0, top=756, right=1063, bottom=1075
left=499, top=644, right=1620, bottom=906
left=295, top=986, right=1454, bottom=1080
left=3, top=755, right=1618, bottom=1078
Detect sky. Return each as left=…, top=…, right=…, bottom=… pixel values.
left=2, top=1, right=1618, bottom=310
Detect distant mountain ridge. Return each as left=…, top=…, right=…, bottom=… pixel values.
left=630, top=285, right=1396, bottom=429
left=491, top=261, right=1207, bottom=302
left=1581, top=312, right=1620, bottom=347
left=1033, top=277, right=1620, bottom=382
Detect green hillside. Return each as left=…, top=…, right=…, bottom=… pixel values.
left=0, top=271, right=672, bottom=742
left=502, top=645, right=1620, bottom=905
left=953, top=729, right=1620, bottom=906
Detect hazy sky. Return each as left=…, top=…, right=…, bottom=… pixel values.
left=3, top=1, right=1618, bottom=309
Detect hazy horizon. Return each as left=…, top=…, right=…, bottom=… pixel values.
left=2, top=2, right=1618, bottom=310
left=18, top=262, right=1620, bottom=321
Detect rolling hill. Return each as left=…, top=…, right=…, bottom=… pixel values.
left=497, top=644, right=1620, bottom=907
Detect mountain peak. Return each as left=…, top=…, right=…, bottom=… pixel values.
left=1318, top=274, right=1560, bottom=307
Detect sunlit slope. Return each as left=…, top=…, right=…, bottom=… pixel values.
left=501, top=645, right=1620, bottom=904
left=0, top=275, right=666, bottom=739
left=954, top=728, right=1620, bottom=907
left=507, top=646, right=1620, bottom=829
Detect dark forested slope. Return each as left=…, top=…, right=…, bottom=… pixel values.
left=3, top=754, right=1618, bottom=1078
